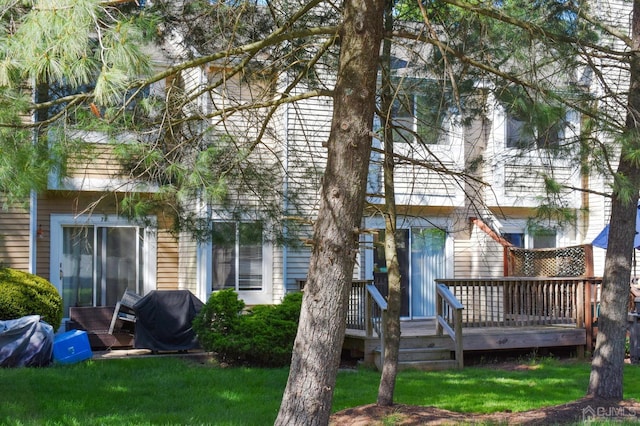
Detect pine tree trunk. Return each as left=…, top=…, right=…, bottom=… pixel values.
left=275, top=1, right=384, bottom=424
left=587, top=0, right=640, bottom=400
left=377, top=0, right=401, bottom=406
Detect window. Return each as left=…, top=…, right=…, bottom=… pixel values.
left=504, top=233, right=525, bottom=248
left=506, top=112, right=563, bottom=149
left=532, top=229, right=556, bottom=248
left=390, top=80, right=452, bottom=145
left=212, top=222, right=263, bottom=291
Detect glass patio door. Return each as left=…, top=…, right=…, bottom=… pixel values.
left=373, top=227, right=446, bottom=318
left=410, top=227, right=446, bottom=318
left=61, top=226, right=143, bottom=317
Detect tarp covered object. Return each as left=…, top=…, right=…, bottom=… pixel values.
left=133, top=290, right=204, bottom=351
left=592, top=204, right=640, bottom=249
left=0, top=315, right=53, bottom=367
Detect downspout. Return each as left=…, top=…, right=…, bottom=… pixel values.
left=282, top=81, right=290, bottom=297
left=197, top=66, right=211, bottom=302
left=29, top=78, right=38, bottom=274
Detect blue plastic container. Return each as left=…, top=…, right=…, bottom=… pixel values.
left=53, top=329, right=93, bottom=364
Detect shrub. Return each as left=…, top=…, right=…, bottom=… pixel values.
left=192, top=289, right=245, bottom=357
left=193, top=290, right=303, bottom=367
left=0, top=268, right=63, bottom=330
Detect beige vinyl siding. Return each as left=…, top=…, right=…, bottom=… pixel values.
left=277, top=80, right=333, bottom=299
left=67, top=146, right=119, bottom=179
left=0, top=202, right=31, bottom=272
left=393, top=161, right=459, bottom=200
left=454, top=227, right=505, bottom=278
left=65, top=136, right=130, bottom=181
left=36, top=191, right=178, bottom=290
left=156, top=226, right=179, bottom=291
left=503, top=163, right=576, bottom=198
left=285, top=97, right=331, bottom=217
left=178, top=233, right=198, bottom=294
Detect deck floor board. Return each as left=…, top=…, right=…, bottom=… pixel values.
left=345, top=319, right=586, bottom=354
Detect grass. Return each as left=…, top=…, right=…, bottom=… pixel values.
left=0, top=356, right=639, bottom=425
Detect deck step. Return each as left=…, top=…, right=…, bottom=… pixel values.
left=397, top=347, right=452, bottom=362
left=396, top=359, right=459, bottom=371
left=373, top=346, right=457, bottom=371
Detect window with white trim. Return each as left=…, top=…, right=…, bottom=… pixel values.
left=506, top=111, right=564, bottom=150
left=212, top=221, right=264, bottom=291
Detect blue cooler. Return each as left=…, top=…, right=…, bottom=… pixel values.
left=53, top=330, right=93, bottom=364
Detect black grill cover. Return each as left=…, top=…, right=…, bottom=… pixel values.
left=0, top=315, right=53, bottom=367
left=133, top=290, right=204, bottom=351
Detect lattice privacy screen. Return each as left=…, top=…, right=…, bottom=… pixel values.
left=506, top=244, right=594, bottom=277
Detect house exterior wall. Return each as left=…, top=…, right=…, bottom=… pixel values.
left=0, top=201, right=31, bottom=272
left=14, top=2, right=633, bottom=313
left=35, top=191, right=178, bottom=290
left=178, top=232, right=198, bottom=295
left=482, top=94, right=582, bottom=210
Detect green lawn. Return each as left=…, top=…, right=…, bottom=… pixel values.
left=0, top=356, right=639, bottom=425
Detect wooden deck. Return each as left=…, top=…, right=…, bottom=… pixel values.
left=343, top=319, right=587, bottom=365
left=343, top=319, right=587, bottom=367
left=342, top=276, right=600, bottom=369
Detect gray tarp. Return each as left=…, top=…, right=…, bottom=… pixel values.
left=0, top=315, right=53, bottom=367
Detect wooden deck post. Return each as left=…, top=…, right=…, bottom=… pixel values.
left=436, top=290, right=443, bottom=336
left=585, top=279, right=593, bottom=352
left=454, top=307, right=464, bottom=369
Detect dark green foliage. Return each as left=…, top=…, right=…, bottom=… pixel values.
left=193, top=289, right=303, bottom=367
left=0, top=268, right=63, bottom=330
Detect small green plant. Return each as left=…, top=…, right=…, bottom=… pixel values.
left=0, top=268, right=63, bottom=329
left=193, top=289, right=303, bottom=367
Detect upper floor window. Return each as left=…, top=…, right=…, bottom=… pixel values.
left=499, top=85, right=569, bottom=151
left=506, top=111, right=564, bottom=150
left=212, top=221, right=264, bottom=291
left=390, top=80, right=453, bottom=146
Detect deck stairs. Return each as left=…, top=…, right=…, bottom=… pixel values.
left=373, top=335, right=459, bottom=371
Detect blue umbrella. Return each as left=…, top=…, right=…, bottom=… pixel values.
left=592, top=204, right=640, bottom=249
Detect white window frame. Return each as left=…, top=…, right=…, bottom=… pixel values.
left=198, top=220, right=273, bottom=305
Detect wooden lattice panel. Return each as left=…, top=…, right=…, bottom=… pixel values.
left=506, top=244, right=594, bottom=277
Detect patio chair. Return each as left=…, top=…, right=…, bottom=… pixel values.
left=108, top=289, right=143, bottom=335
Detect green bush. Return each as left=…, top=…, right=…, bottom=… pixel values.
left=193, top=289, right=303, bottom=367
left=0, top=268, right=63, bottom=330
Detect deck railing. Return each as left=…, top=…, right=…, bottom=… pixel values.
left=436, top=277, right=601, bottom=349
left=346, top=280, right=376, bottom=330
left=345, top=281, right=388, bottom=357
left=436, top=283, right=464, bottom=369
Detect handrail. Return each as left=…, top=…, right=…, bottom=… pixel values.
left=436, top=283, right=464, bottom=369
left=364, top=284, right=388, bottom=364
left=367, top=284, right=388, bottom=311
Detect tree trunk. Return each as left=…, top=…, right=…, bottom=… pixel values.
left=275, top=1, right=384, bottom=424
left=377, top=0, right=401, bottom=407
left=587, top=1, right=640, bottom=400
